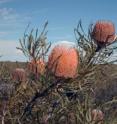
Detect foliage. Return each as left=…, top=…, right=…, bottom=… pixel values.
left=16, top=21, right=51, bottom=62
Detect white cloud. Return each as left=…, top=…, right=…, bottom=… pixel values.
left=0, top=7, right=32, bottom=38
left=0, top=0, right=12, bottom=4
left=0, top=8, right=12, bottom=19
left=0, top=8, right=18, bottom=21
left=0, top=7, right=28, bottom=23
left=0, top=7, right=49, bottom=33
left=0, top=40, right=27, bottom=61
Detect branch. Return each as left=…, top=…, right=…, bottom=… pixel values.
left=20, top=78, right=66, bottom=120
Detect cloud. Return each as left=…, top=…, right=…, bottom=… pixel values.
left=0, top=8, right=13, bottom=19
left=0, top=0, right=12, bottom=4
left=0, top=8, right=18, bottom=22
left=0, top=7, right=48, bottom=32
left=0, top=7, right=32, bottom=39
left=0, top=7, right=30, bottom=23
left=0, top=40, right=27, bottom=61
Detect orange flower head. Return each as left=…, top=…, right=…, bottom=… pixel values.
left=91, top=20, right=116, bottom=44
left=12, top=68, right=26, bottom=82
left=27, top=59, right=45, bottom=75
left=48, top=42, right=79, bottom=78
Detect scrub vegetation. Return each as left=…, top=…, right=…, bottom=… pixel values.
left=0, top=20, right=117, bottom=124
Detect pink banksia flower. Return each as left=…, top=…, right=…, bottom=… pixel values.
left=12, top=68, right=26, bottom=82
left=48, top=41, right=79, bottom=78
left=27, top=59, right=45, bottom=77
left=91, top=20, right=116, bottom=44
left=91, top=109, right=104, bottom=123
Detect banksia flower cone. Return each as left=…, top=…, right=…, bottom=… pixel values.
left=28, top=59, right=45, bottom=77
left=91, top=109, right=104, bottom=123
left=91, top=20, right=116, bottom=44
left=12, top=68, right=26, bottom=82
left=48, top=42, right=79, bottom=78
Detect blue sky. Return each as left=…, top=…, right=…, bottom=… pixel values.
left=0, top=0, right=117, bottom=61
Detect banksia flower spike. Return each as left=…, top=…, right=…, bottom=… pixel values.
left=91, top=109, right=104, bottom=124
left=12, top=68, right=26, bottom=82
left=91, top=20, right=116, bottom=51
left=27, top=59, right=45, bottom=76
left=48, top=41, right=79, bottom=78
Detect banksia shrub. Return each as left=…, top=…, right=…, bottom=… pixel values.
left=91, top=20, right=116, bottom=44
left=11, top=21, right=117, bottom=124
left=12, top=68, right=26, bottom=82
left=48, top=42, right=79, bottom=78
